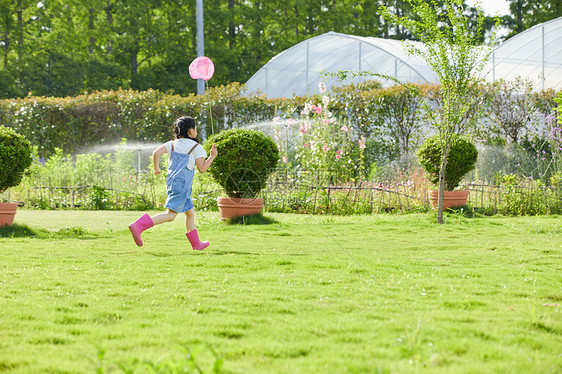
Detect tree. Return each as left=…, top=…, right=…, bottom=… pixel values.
left=381, top=0, right=497, bottom=224
left=376, top=83, right=427, bottom=154
left=489, top=78, right=535, bottom=144
left=504, top=0, right=562, bottom=39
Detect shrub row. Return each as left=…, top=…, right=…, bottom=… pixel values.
left=0, top=81, right=558, bottom=160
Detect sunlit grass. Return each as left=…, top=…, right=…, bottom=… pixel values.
left=1, top=210, right=560, bottom=373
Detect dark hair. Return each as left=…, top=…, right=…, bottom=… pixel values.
left=173, top=116, right=198, bottom=142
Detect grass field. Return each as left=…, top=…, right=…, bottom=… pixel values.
left=0, top=210, right=561, bottom=373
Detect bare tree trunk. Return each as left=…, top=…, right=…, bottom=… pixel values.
left=105, top=2, right=114, bottom=54
left=131, top=48, right=138, bottom=76
left=2, top=32, right=9, bottom=68
left=437, top=144, right=451, bottom=224
left=89, top=6, right=95, bottom=56
left=16, top=0, right=23, bottom=61
left=228, top=0, right=235, bottom=50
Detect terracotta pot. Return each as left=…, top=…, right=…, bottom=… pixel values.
left=430, top=190, right=469, bottom=210
left=0, top=202, right=18, bottom=227
left=217, top=197, right=264, bottom=219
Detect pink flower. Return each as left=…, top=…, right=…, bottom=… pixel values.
left=341, top=125, right=349, bottom=133
left=323, top=118, right=330, bottom=125
left=299, top=125, right=307, bottom=134
left=358, top=136, right=366, bottom=149
left=282, top=156, right=287, bottom=164
left=304, top=143, right=310, bottom=148
left=315, top=105, right=322, bottom=114
left=322, top=145, right=330, bottom=152
left=272, top=116, right=280, bottom=122
left=287, top=119, right=294, bottom=127
left=336, top=154, right=341, bottom=159
left=319, top=82, right=327, bottom=93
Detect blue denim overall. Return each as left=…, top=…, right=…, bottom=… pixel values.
left=164, top=142, right=198, bottom=213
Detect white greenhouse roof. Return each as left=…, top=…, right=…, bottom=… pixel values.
left=244, top=32, right=439, bottom=98
left=484, top=16, right=562, bottom=91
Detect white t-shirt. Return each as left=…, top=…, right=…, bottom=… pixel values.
left=163, top=138, right=207, bottom=171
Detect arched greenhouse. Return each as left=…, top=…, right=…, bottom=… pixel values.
left=484, top=16, right=562, bottom=91
left=245, top=17, right=562, bottom=98
left=244, top=31, right=439, bottom=98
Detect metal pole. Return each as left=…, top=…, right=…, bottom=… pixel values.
left=196, top=0, right=205, bottom=95
left=358, top=42, right=362, bottom=72
left=137, top=148, right=141, bottom=183
left=306, top=41, right=309, bottom=94
left=492, top=51, right=495, bottom=82
left=542, top=25, right=545, bottom=91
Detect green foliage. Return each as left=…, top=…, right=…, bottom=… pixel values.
left=0, top=70, right=23, bottom=99
left=555, top=91, right=562, bottom=122
left=417, top=135, right=478, bottom=190
left=0, top=126, right=32, bottom=194
left=205, top=129, right=279, bottom=198
left=503, top=0, right=562, bottom=39
left=496, top=173, right=562, bottom=215
left=0, top=0, right=500, bottom=99
left=90, top=185, right=110, bottom=210
left=0, top=84, right=287, bottom=157
left=8, top=146, right=163, bottom=210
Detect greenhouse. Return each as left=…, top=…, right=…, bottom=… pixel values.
left=484, top=16, right=562, bottom=91
left=245, top=17, right=562, bottom=97
left=244, top=31, right=439, bottom=98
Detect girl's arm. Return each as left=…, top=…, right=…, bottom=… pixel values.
left=195, top=144, right=217, bottom=173
left=152, top=145, right=168, bottom=175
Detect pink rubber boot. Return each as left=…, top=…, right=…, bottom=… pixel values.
left=129, top=214, right=154, bottom=247
left=186, top=229, right=210, bottom=251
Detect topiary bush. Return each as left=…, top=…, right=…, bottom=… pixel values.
left=417, top=134, right=478, bottom=190
left=0, top=126, right=33, bottom=195
left=205, top=128, right=279, bottom=199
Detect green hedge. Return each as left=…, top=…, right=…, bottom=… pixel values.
left=3, top=81, right=553, bottom=159
left=0, top=83, right=288, bottom=156
left=0, top=81, right=449, bottom=157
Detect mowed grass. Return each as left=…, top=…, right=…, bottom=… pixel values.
left=0, top=210, right=561, bottom=373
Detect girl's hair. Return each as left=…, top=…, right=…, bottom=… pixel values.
left=173, top=116, right=198, bottom=142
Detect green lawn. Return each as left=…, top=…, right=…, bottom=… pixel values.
left=1, top=210, right=561, bottom=373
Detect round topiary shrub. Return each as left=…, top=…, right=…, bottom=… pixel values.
left=416, top=134, right=478, bottom=191
left=0, top=126, right=33, bottom=194
left=205, top=128, right=279, bottom=198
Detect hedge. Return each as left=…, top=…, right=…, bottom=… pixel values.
left=1, top=81, right=557, bottom=157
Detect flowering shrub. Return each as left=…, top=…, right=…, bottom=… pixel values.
left=279, top=83, right=368, bottom=182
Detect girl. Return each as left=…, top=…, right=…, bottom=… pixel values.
left=129, top=116, right=217, bottom=250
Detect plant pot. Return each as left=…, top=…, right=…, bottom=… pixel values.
left=217, top=197, right=264, bottom=220
left=0, top=202, right=18, bottom=227
left=430, top=190, right=469, bottom=210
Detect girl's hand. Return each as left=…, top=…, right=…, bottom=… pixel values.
left=154, top=167, right=161, bottom=175
left=210, top=143, right=218, bottom=158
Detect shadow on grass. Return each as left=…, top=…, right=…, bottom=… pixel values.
left=0, top=223, right=38, bottom=238
left=0, top=223, right=97, bottom=239
left=225, top=213, right=279, bottom=225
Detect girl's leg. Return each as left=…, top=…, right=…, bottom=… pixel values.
left=185, top=209, right=209, bottom=250
left=184, top=209, right=196, bottom=232
left=151, top=209, right=178, bottom=225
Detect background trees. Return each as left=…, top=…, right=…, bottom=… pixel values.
left=2, top=0, right=553, bottom=99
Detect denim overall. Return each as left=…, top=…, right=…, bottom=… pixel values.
left=164, top=142, right=198, bottom=213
